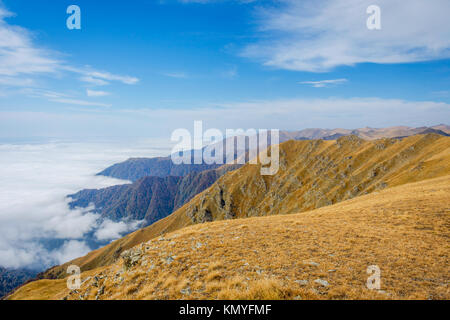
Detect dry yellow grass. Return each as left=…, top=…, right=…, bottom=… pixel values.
left=8, top=174, right=449, bottom=300
left=40, top=134, right=450, bottom=280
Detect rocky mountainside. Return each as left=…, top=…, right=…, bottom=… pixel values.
left=40, top=133, right=450, bottom=279
left=69, top=165, right=241, bottom=226
left=8, top=174, right=450, bottom=300
left=0, top=268, right=37, bottom=298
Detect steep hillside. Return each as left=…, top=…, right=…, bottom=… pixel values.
left=8, top=175, right=450, bottom=300
left=0, top=268, right=37, bottom=298
left=70, top=176, right=181, bottom=226
left=40, top=134, right=450, bottom=280
left=69, top=165, right=241, bottom=226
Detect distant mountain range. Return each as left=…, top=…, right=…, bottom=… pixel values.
left=279, top=124, right=450, bottom=141
left=69, top=165, right=241, bottom=226
left=97, top=125, right=450, bottom=182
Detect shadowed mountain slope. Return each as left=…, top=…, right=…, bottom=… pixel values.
left=69, top=165, right=241, bottom=226
left=39, top=134, right=450, bottom=280
left=97, top=157, right=223, bottom=183
left=0, top=268, right=37, bottom=299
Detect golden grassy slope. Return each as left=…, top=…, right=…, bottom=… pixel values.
left=9, top=174, right=450, bottom=300
left=40, top=134, right=450, bottom=280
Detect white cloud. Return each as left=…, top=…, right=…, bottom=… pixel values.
left=71, top=69, right=139, bottom=86
left=80, top=76, right=109, bottom=86
left=17, top=88, right=111, bottom=107
left=87, top=89, right=110, bottom=97
left=0, top=141, right=172, bottom=269
left=243, top=0, right=450, bottom=72
left=0, top=3, right=138, bottom=97
left=50, top=240, right=92, bottom=265
left=300, top=78, right=348, bottom=88
left=0, top=7, right=60, bottom=77
left=0, top=76, right=35, bottom=87
left=49, top=98, right=111, bottom=107
left=221, top=66, right=238, bottom=79
left=162, top=72, right=188, bottom=79
left=95, top=219, right=143, bottom=241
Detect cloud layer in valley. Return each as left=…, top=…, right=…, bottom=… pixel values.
left=0, top=140, right=172, bottom=270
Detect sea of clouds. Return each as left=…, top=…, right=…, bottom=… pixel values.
left=0, top=139, right=172, bottom=270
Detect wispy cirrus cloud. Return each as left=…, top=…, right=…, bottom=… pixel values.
left=221, top=65, right=238, bottom=79
left=0, top=3, right=138, bottom=105
left=87, top=89, right=111, bottom=97
left=79, top=76, right=109, bottom=86
left=162, top=72, right=189, bottom=79
left=243, top=0, right=450, bottom=72
left=19, top=88, right=112, bottom=107
left=67, top=68, right=139, bottom=86
left=50, top=98, right=112, bottom=108
left=0, top=6, right=60, bottom=77
left=300, top=78, right=348, bottom=88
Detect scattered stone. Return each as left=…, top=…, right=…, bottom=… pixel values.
left=310, top=288, right=320, bottom=295
left=314, top=279, right=329, bottom=287
left=81, top=276, right=92, bottom=285
left=294, top=280, right=309, bottom=286
left=164, top=256, right=174, bottom=264
left=377, top=290, right=390, bottom=296
left=304, top=260, right=320, bottom=267
left=294, top=295, right=302, bottom=300
left=180, top=287, right=191, bottom=295
left=121, top=248, right=143, bottom=270
left=327, top=269, right=337, bottom=273
left=98, top=285, right=105, bottom=296
left=195, top=242, right=203, bottom=249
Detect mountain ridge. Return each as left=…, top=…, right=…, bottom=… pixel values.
left=98, top=125, right=449, bottom=182
left=69, top=164, right=242, bottom=226
left=39, top=133, right=450, bottom=280
left=8, top=174, right=450, bottom=300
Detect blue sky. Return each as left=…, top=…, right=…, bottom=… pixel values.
left=0, top=0, right=449, bottom=141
